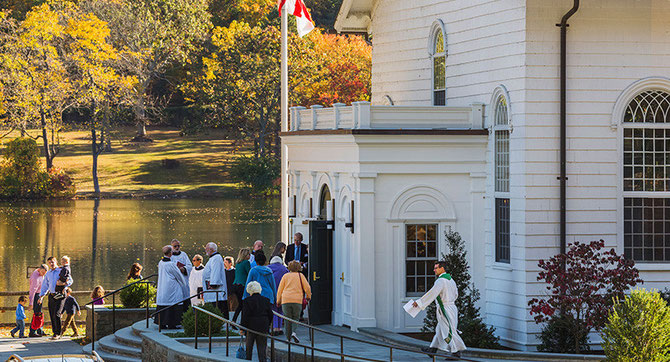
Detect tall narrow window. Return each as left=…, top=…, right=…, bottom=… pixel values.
left=494, top=94, right=510, bottom=263
left=431, top=28, right=446, bottom=106
left=406, top=224, right=438, bottom=296
left=622, top=90, right=670, bottom=262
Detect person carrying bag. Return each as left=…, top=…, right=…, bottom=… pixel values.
left=276, top=261, right=312, bottom=344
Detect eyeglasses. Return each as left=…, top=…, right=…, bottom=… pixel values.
left=173, top=245, right=180, bottom=248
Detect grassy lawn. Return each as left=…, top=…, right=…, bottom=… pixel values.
left=1, top=127, right=253, bottom=197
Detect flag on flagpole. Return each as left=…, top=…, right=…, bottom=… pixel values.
left=278, top=0, right=314, bottom=37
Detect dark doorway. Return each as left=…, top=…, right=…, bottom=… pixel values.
left=318, top=184, right=331, bottom=220
left=308, top=220, right=333, bottom=325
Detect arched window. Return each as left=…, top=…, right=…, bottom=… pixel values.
left=429, top=21, right=447, bottom=106
left=493, top=92, right=510, bottom=263
left=319, top=184, right=331, bottom=220
left=622, top=90, right=670, bottom=262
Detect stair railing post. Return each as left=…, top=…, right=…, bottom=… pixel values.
left=226, top=321, right=229, bottom=356
left=340, top=336, right=344, bottom=362
left=145, top=281, right=149, bottom=328
left=91, top=302, right=95, bottom=351
left=194, top=308, right=198, bottom=350
left=208, top=315, right=212, bottom=353
left=112, top=294, right=116, bottom=333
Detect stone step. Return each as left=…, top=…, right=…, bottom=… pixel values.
left=83, top=343, right=140, bottom=362
left=97, top=334, right=142, bottom=358
left=114, top=327, right=143, bottom=348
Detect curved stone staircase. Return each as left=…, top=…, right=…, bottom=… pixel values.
left=82, top=324, right=142, bottom=362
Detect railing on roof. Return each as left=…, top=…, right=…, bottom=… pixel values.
left=289, top=102, right=486, bottom=131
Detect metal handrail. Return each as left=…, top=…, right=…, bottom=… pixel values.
left=271, top=310, right=467, bottom=361
left=192, top=306, right=385, bottom=361
left=192, top=306, right=463, bottom=362
left=88, top=274, right=158, bottom=352
left=150, top=291, right=218, bottom=317
left=85, top=274, right=158, bottom=306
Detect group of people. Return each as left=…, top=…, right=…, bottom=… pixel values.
left=12, top=255, right=88, bottom=339
left=154, top=234, right=310, bottom=361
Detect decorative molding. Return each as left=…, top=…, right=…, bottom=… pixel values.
left=427, top=19, right=447, bottom=56
left=489, top=85, right=512, bottom=131
left=387, top=185, right=456, bottom=222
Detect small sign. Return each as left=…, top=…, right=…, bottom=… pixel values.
left=26, top=266, right=37, bottom=279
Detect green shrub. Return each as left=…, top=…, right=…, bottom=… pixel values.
left=229, top=155, right=279, bottom=194
left=537, top=314, right=590, bottom=353
left=119, top=279, right=156, bottom=308
left=182, top=304, right=225, bottom=337
left=0, top=138, right=76, bottom=199
left=602, top=289, right=670, bottom=361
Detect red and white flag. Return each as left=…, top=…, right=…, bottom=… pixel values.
left=278, top=0, right=314, bottom=37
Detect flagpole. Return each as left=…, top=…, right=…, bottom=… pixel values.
left=280, top=2, right=289, bottom=245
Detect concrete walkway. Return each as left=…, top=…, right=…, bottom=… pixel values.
left=0, top=335, right=83, bottom=360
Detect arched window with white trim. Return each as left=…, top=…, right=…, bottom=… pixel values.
left=493, top=93, right=510, bottom=263
left=429, top=21, right=447, bottom=106
left=622, top=90, right=670, bottom=262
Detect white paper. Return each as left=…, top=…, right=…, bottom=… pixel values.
left=403, top=299, right=421, bottom=318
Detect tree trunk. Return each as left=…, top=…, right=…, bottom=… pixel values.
left=91, top=127, right=100, bottom=196
left=40, top=107, right=53, bottom=170
left=103, top=105, right=112, bottom=152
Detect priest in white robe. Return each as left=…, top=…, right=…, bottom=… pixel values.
left=413, top=260, right=466, bottom=356
left=202, top=242, right=229, bottom=316
left=156, top=245, right=189, bottom=329
left=189, top=254, right=205, bottom=305
left=169, top=239, right=192, bottom=283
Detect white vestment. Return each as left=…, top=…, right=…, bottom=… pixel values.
left=189, top=266, right=205, bottom=305
left=202, top=253, right=228, bottom=303
left=156, top=259, right=189, bottom=306
left=416, top=274, right=467, bottom=353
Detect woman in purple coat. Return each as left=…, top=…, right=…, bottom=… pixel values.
left=268, top=243, right=288, bottom=335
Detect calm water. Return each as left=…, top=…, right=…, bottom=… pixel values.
left=0, top=198, right=280, bottom=298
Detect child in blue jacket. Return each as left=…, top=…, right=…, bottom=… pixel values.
left=11, top=296, right=28, bottom=338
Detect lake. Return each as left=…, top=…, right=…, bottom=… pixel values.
left=0, top=198, right=280, bottom=314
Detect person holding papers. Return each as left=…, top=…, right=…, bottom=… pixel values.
left=411, top=260, right=466, bottom=357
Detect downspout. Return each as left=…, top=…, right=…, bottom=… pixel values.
left=558, top=0, right=580, bottom=264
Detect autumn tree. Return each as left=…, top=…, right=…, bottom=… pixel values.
left=63, top=10, right=136, bottom=195
left=0, top=4, right=76, bottom=169
left=79, top=0, right=211, bottom=140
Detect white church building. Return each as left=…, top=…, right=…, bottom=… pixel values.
left=281, top=0, right=670, bottom=350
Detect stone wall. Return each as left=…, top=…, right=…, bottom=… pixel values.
left=85, top=305, right=154, bottom=341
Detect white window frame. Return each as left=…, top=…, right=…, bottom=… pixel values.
left=613, top=78, right=670, bottom=270
left=490, top=86, right=512, bottom=264
left=428, top=20, right=447, bottom=106
left=404, top=223, right=440, bottom=297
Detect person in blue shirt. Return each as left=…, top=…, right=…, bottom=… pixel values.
left=242, top=251, right=277, bottom=304
left=39, top=257, right=73, bottom=337
left=10, top=296, right=28, bottom=338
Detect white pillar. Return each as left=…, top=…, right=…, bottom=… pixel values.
left=280, top=3, right=289, bottom=245
left=351, top=172, right=378, bottom=330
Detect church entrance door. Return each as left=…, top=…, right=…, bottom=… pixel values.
left=308, top=219, right=333, bottom=325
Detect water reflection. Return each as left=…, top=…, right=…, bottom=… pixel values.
left=0, top=198, right=280, bottom=314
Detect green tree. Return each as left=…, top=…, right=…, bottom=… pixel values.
left=422, top=228, right=500, bottom=349
left=80, top=0, right=211, bottom=139
left=602, top=289, right=670, bottom=361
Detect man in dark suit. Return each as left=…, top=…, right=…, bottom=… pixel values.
left=286, top=232, right=308, bottom=272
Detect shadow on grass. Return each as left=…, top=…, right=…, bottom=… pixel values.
left=131, top=158, right=230, bottom=185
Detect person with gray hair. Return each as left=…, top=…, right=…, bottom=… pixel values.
left=202, top=242, right=229, bottom=316
left=155, top=245, right=189, bottom=329
left=241, top=281, right=272, bottom=361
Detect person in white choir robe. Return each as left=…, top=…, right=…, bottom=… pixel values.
left=169, top=239, right=192, bottom=282
left=412, top=260, right=466, bottom=356
left=156, top=245, right=189, bottom=329
left=189, top=254, right=205, bottom=305
left=202, top=242, right=229, bottom=316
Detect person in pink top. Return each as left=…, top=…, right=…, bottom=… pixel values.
left=28, top=264, right=48, bottom=337
left=29, top=265, right=48, bottom=308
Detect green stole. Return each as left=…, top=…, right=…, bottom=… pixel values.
left=435, top=273, right=453, bottom=344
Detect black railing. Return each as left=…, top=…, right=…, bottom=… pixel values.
left=85, top=274, right=157, bottom=352
left=150, top=290, right=224, bottom=332
left=188, top=305, right=466, bottom=362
